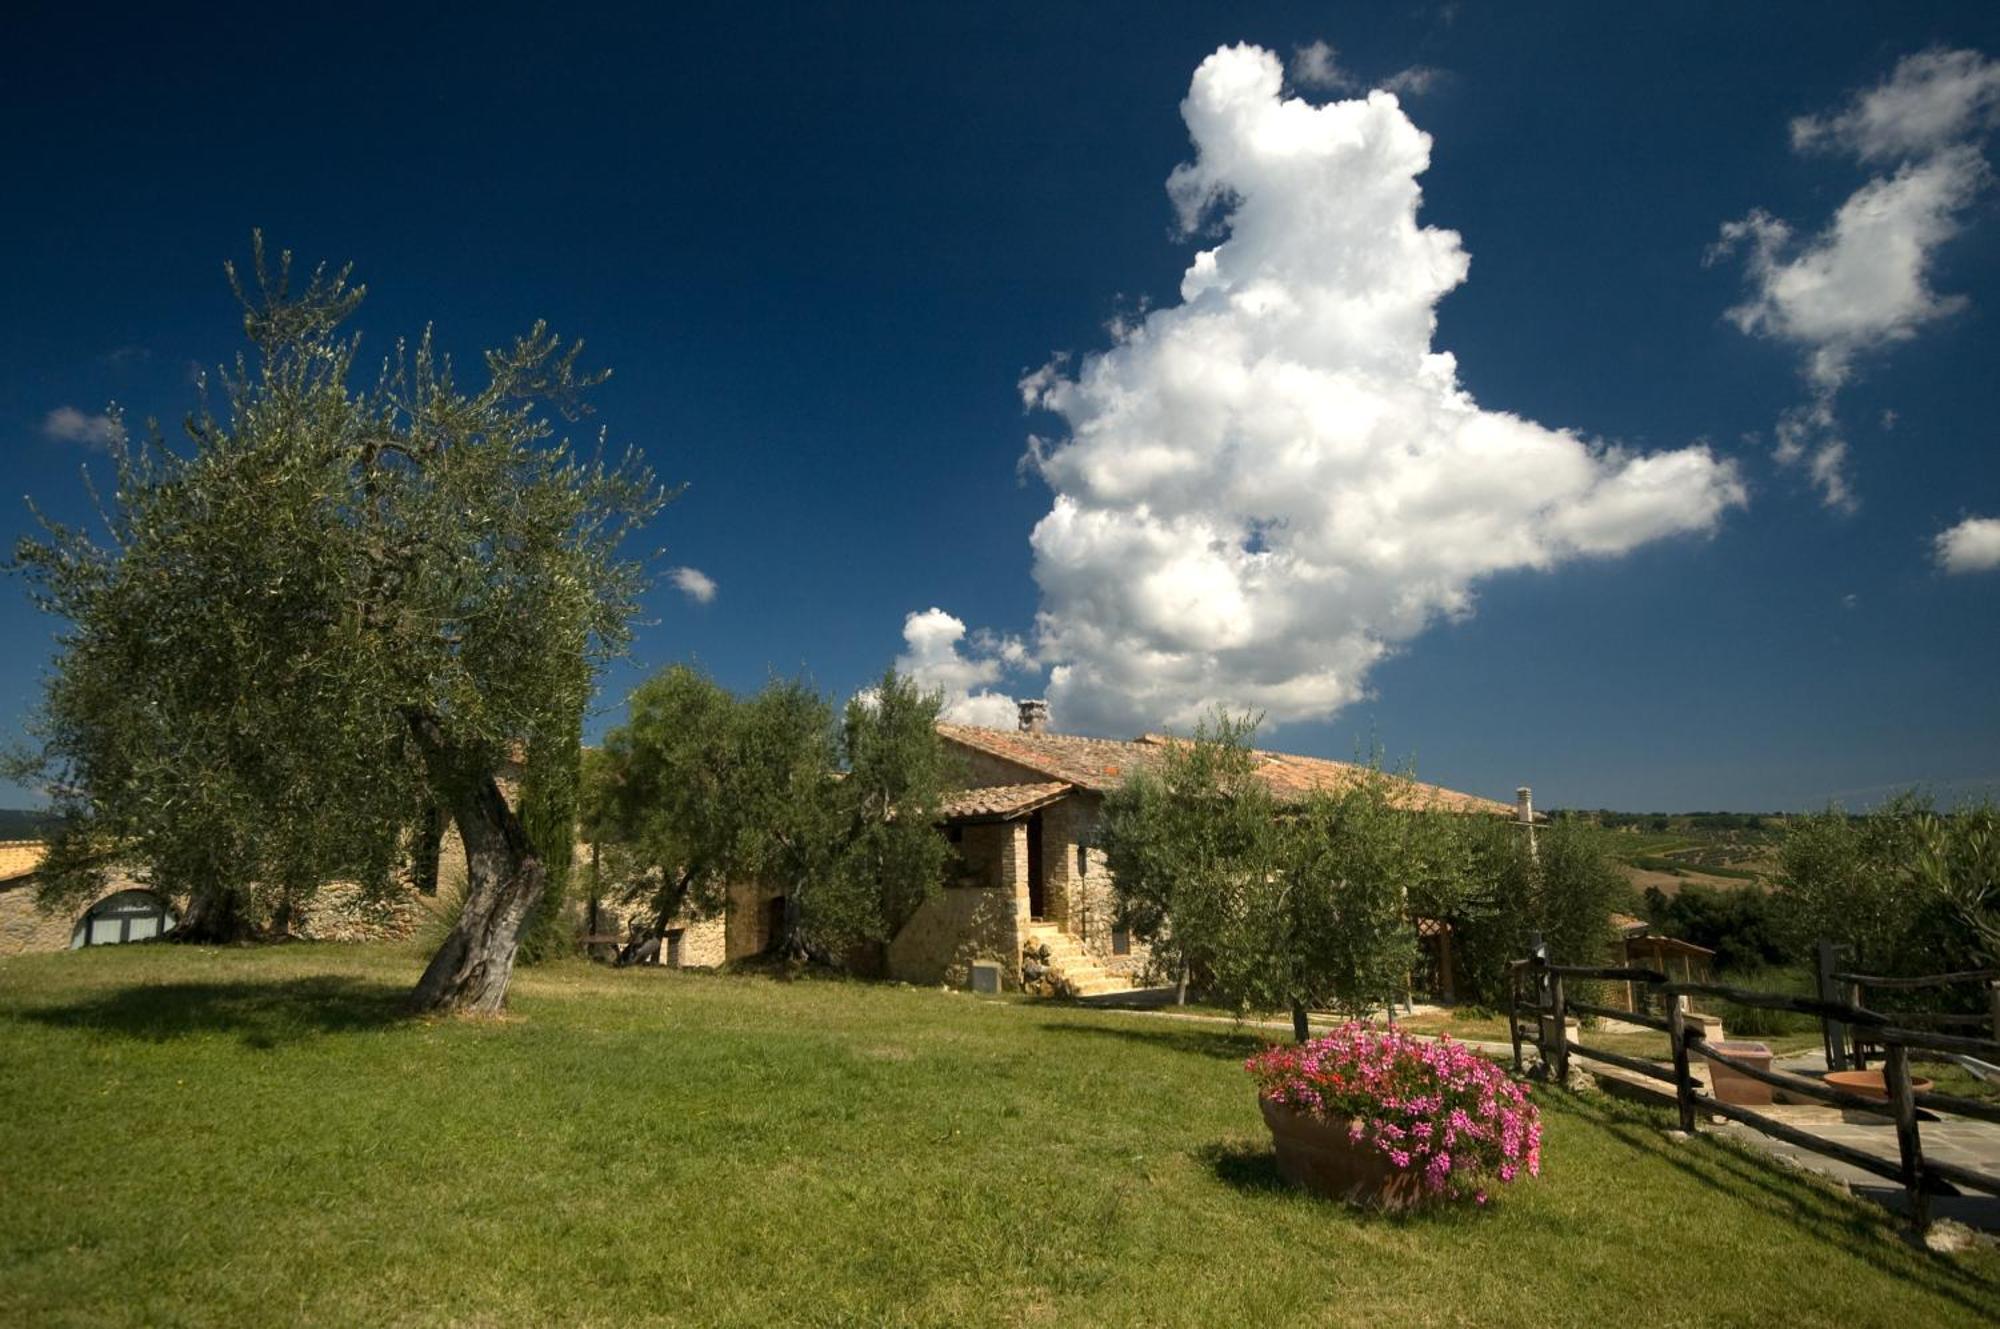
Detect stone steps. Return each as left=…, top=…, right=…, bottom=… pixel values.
left=1023, top=922, right=1133, bottom=998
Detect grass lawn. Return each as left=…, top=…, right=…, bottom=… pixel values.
left=4, top=944, right=1998, bottom=1327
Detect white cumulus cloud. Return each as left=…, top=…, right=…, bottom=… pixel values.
left=668, top=566, right=717, bottom=603
left=43, top=405, right=123, bottom=448
left=1713, top=48, right=1997, bottom=511
left=999, top=43, right=1744, bottom=737
left=1936, top=516, right=2000, bottom=574
left=1792, top=48, right=2000, bottom=162
left=894, top=608, right=1021, bottom=727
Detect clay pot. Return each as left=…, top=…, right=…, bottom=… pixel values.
left=1822, top=1069, right=1935, bottom=1102
left=1257, top=1096, right=1431, bottom=1211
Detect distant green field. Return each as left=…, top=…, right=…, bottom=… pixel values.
left=1626, top=855, right=1765, bottom=882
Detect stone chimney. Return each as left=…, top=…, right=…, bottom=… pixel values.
left=1017, top=699, right=1049, bottom=735
left=1516, top=786, right=1534, bottom=825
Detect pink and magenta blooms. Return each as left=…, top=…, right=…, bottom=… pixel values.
left=1246, top=1023, right=1542, bottom=1204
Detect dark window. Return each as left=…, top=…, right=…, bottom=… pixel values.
left=666, top=929, right=684, bottom=968
left=1111, top=927, right=1131, bottom=956
left=1076, top=843, right=1088, bottom=877
left=1027, top=813, right=1046, bottom=919
left=766, top=896, right=788, bottom=953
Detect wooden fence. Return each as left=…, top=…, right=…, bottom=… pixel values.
left=1813, top=939, right=2000, bottom=1072
left=1508, top=949, right=2000, bottom=1229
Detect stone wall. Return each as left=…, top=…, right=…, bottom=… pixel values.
left=0, top=884, right=87, bottom=957
left=888, top=820, right=1026, bottom=987
left=671, top=912, right=729, bottom=968
left=290, top=881, right=432, bottom=943
left=1035, top=794, right=1152, bottom=980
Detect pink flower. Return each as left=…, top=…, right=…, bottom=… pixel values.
left=1248, top=1021, right=1542, bottom=1204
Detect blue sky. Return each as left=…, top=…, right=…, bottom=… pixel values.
left=3, top=2, right=1998, bottom=813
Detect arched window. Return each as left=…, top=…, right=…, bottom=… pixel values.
left=70, top=890, right=177, bottom=949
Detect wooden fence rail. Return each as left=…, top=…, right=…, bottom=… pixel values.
left=1816, top=943, right=2000, bottom=1070
left=1509, top=947, right=2000, bottom=1230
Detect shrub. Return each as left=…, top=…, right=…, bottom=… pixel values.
left=1454, top=816, right=1632, bottom=1006
left=1245, top=1023, right=1541, bottom=1204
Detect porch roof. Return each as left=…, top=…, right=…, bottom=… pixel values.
left=938, top=781, right=1073, bottom=824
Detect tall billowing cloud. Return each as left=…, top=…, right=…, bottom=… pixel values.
left=1711, top=49, right=1997, bottom=511
left=893, top=608, right=1023, bottom=727
left=1000, top=44, right=1744, bottom=736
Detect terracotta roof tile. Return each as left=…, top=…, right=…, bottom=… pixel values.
left=938, top=781, right=1072, bottom=822
left=937, top=724, right=1515, bottom=816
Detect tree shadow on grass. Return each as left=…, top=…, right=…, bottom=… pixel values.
left=19, top=977, right=411, bottom=1050
left=1035, top=1018, right=1268, bottom=1062
left=1198, top=1139, right=1290, bottom=1195
left=1549, top=1088, right=2000, bottom=1321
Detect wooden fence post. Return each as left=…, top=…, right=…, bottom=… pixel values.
left=1817, top=939, right=1848, bottom=1072
left=1548, top=970, right=1570, bottom=1085
left=1884, top=1041, right=1929, bottom=1231
left=1665, top=990, right=1698, bottom=1134
left=1848, top=977, right=1868, bottom=1069
left=1509, top=965, right=1524, bottom=1075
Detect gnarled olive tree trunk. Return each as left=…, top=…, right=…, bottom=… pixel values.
left=407, top=714, right=546, bottom=1016
left=172, top=883, right=258, bottom=945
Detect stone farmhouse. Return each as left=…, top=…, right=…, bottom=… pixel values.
left=874, top=700, right=1525, bottom=997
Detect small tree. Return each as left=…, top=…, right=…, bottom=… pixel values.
left=10, top=238, right=664, bottom=1013
left=586, top=665, right=760, bottom=933
left=1102, top=714, right=1456, bottom=1040
left=1100, top=712, right=1279, bottom=1008
left=1252, top=775, right=1431, bottom=1039
left=730, top=676, right=843, bottom=958
left=1453, top=815, right=1631, bottom=1004
left=817, top=670, right=953, bottom=958
left=1772, top=795, right=1991, bottom=977
left=582, top=666, right=951, bottom=967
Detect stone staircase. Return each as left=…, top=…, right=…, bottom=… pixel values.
left=1023, top=921, right=1133, bottom=998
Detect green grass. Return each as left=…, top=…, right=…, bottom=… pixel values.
left=4, top=944, right=1998, bottom=1327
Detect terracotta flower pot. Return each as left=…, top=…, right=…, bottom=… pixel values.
left=1258, top=1096, right=1431, bottom=1211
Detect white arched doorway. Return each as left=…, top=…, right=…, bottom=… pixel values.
left=70, top=890, right=177, bottom=948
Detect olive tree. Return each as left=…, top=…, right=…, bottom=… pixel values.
left=1102, top=714, right=1456, bottom=1040
left=11, top=238, right=665, bottom=1014
left=1099, top=712, right=1279, bottom=1010
left=582, top=665, right=951, bottom=966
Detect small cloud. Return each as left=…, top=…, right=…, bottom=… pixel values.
left=1289, top=40, right=1352, bottom=92
left=1382, top=66, right=1443, bottom=96
left=104, top=345, right=151, bottom=368
left=1791, top=47, right=2000, bottom=162
left=1841, top=592, right=1860, bottom=610
left=1711, top=48, right=1998, bottom=512
left=1936, top=516, right=2000, bottom=574
left=1880, top=408, right=1899, bottom=430
left=668, top=566, right=717, bottom=603
left=42, top=406, right=123, bottom=449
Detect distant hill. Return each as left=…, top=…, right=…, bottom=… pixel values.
left=0, top=809, right=55, bottom=841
